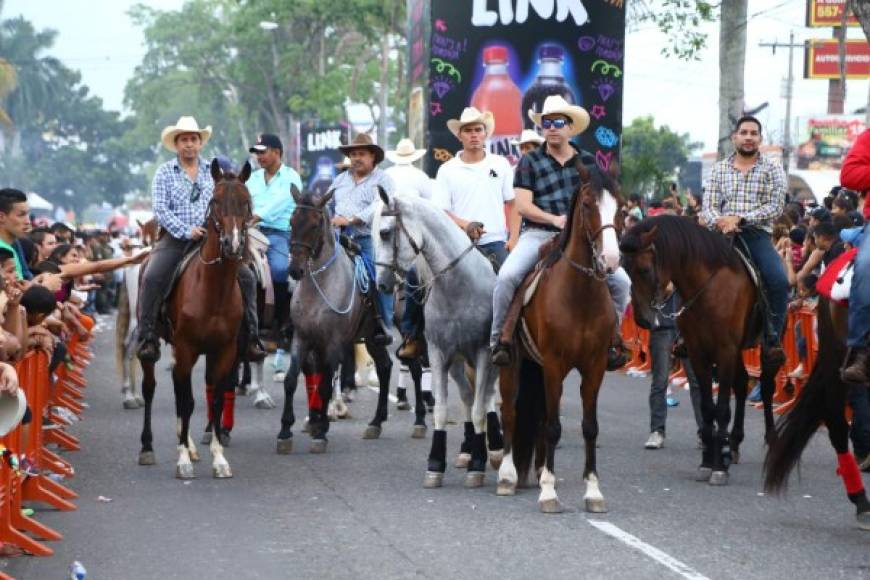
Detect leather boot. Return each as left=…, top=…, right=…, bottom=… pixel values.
left=397, top=335, right=422, bottom=360
left=842, top=346, right=870, bottom=384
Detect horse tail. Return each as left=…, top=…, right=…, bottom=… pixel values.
left=764, top=299, right=841, bottom=494
left=513, top=359, right=545, bottom=485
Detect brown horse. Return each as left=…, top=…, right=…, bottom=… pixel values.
left=620, top=216, right=779, bottom=486
left=764, top=297, right=870, bottom=530
left=137, top=159, right=252, bottom=479
left=497, top=163, right=622, bottom=513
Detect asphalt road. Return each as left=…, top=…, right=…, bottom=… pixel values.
left=4, top=317, right=870, bottom=579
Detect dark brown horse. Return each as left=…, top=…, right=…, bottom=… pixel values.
left=138, top=159, right=252, bottom=479
left=497, top=163, right=622, bottom=513
left=620, top=216, right=779, bottom=486
left=764, top=297, right=870, bottom=530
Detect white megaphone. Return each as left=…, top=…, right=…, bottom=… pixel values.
left=0, top=389, right=26, bottom=437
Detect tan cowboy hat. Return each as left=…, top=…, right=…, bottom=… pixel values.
left=528, top=95, right=590, bottom=137
left=385, top=138, right=427, bottom=165
left=447, top=107, right=495, bottom=139
left=160, top=116, right=212, bottom=152
left=511, top=129, right=545, bottom=147
left=338, top=133, right=385, bottom=165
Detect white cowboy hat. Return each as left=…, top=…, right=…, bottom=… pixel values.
left=160, top=116, right=212, bottom=152
left=447, top=107, right=495, bottom=139
left=511, top=129, right=545, bottom=147
left=0, top=389, right=26, bottom=437
left=385, top=138, right=427, bottom=165
left=527, top=95, right=590, bottom=137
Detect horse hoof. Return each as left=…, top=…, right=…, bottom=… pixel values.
left=276, top=438, right=294, bottom=455
left=411, top=425, right=427, bottom=439
left=310, top=439, right=328, bottom=454
left=489, top=449, right=504, bottom=470
left=235, top=386, right=248, bottom=396
left=218, top=432, right=231, bottom=447
left=465, top=471, right=485, bottom=488
left=585, top=498, right=608, bottom=513
left=732, top=450, right=740, bottom=465
left=857, top=510, right=870, bottom=531
left=122, top=399, right=138, bottom=410
left=189, top=449, right=200, bottom=463
left=201, top=432, right=212, bottom=445
left=423, top=471, right=444, bottom=488
left=301, top=420, right=310, bottom=434
left=396, top=400, right=411, bottom=411
left=496, top=481, right=516, bottom=496
left=708, top=471, right=729, bottom=486
left=138, top=451, right=156, bottom=466
left=455, top=452, right=471, bottom=469
left=695, top=467, right=712, bottom=482
left=539, top=498, right=564, bottom=514
left=362, top=425, right=382, bottom=440
left=175, top=464, right=195, bottom=480
left=212, top=464, right=233, bottom=479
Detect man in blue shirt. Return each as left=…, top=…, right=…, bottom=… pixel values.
left=137, top=116, right=265, bottom=363
left=248, top=133, right=302, bottom=340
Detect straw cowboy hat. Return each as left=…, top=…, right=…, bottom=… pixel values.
left=511, top=129, right=545, bottom=147
left=160, top=116, right=212, bottom=152
left=528, top=95, right=590, bottom=137
left=447, top=107, right=495, bottom=139
left=338, top=133, right=385, bottom=165
left=385, top=138, right=427, bottom=165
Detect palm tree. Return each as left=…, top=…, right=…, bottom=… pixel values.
left=0, top=57, right=15, bottom=127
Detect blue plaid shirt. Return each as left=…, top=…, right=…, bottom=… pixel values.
left=329, top=167, right=395, bottom=237
left=151, top=157, right=214, bottom=240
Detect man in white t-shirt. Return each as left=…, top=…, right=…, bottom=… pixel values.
left=434, top=107, right=519, bottom=269
left=385, top=138, right=435, bottom=199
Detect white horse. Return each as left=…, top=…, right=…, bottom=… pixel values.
left=374, top=191, right=503, bottom=488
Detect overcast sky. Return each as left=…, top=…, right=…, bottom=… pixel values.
left=4, top=0, right=869, bottom=152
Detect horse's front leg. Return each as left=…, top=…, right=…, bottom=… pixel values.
left=173, top=347, right=197, bottom=479
left=363, top=340, right=392, bottom=439
left=305, top=358, right=334, bottom=454
left=138, top=360, right=157, bottom=465
left=409, top=358, right=427, bottom=439
left=277, top=352, right=300, bottom=454
left=579, top=363, right=607, bottom=513
left=537, top=364, right=565, bottom=514
left=207, top=349, right=237, bottom=479
left=496, top=361, right=520, bottom=496
left=424, top=350, right=450, bottom=488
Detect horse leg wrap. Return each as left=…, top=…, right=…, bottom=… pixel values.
left=305, top=373, right=324, bottom=412
left=222, top=389, right=235, bottom=431
left=486, top=411, right=504, bottom=450
left=469, top=432, right=487, bottom=472
left=837, top=452, right=865, bottom=495
left=460, top=422, right=475, bottom=454
left=428, top=429, right=447, bottom=472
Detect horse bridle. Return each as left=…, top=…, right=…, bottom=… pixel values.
left=198, top=196, right=250, bottom=265
left=559, top=194, right=616, bottom=281
left=289, top=204, right=331, bottom=270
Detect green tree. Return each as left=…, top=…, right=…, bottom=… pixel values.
left=620, top=116, right=701, bottom=198
left=629, top=0, right=717, bottom=60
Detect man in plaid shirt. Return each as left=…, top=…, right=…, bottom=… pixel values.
left=137, top=116, right=265, bottom=363
left=702, top=115, right=788, bottom=360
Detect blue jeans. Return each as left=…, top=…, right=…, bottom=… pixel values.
left=849, top=385, right=870, bottom=456
left=352, top=234, right=394, bottom=328
left=649, top=328, right=676, bottom=434
left=260, top=227, right=290, bottom=284
left=400, top=267, right=423, bottom=337
left=478, top=241, right=508, bottom=271
left=738, top=228, right=789, bottom=341
left=848, top=227, right=870, bottom=346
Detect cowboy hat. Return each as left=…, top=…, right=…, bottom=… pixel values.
left=447, top=107, right=495, bottom=139
left=527, top=95, right=590, bottom=137
left=0, top=389, right=26, bottom=437
left=511, top=129, right=545, bottom=147
left=160, top=116, right=212, bottom=152
left=385, top=138, right=427, bottom=165
left=338, top=133, right=385, bottom=165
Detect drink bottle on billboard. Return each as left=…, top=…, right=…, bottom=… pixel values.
left=522, top=44, right=577, bottom=129
left=471, top=45, right=523, bottom=146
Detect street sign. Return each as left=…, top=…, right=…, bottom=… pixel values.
left=806, top=0, right=860, bottom=27
left=804, top=39, right=870, bottom=79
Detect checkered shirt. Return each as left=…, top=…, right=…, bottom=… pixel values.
left=151, top=157, right=214, bottom=240
left=701, top=153, right=786, bottom=232
left=514, top=143, right=595, bottom=231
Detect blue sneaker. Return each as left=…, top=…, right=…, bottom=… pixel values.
left=747, top=383, right=761, bottom=403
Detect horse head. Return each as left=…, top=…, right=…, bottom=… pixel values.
left=572, top=160, right=622, bottom=274
left=288, top=186, right=334, bottom=280
left=208, top=158, right=253, bottom=260
left=619, top=222, right=661, bottom=329
left=374, top=187, right=422, bottom=294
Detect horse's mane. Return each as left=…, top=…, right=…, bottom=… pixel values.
left=620, top=215, right=741, bottom=270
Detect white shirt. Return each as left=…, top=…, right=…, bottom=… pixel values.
left=384, top=164, right=435, bottom=200
left=434, top=151, right=514, bottom=245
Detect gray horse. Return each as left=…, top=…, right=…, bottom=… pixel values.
left=374, top=190, right=503, bottom=488
left=285, top=187, right=392, bottom=454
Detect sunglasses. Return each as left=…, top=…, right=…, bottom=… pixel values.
left=190, top=182, right=202, bottom=203
left=541, top=118, right=570, bottom=130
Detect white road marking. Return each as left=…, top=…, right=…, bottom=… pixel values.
left=367, top=386, right=399, bottom=403
left=587, top=520, right=710, bottom=580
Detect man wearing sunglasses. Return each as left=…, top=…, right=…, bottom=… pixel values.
left=489, top=95, right=630, bottom=370
left=137, top=116, right=266, bottom=363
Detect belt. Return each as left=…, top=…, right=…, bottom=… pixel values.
left=258, top=226, right=290, bottom=235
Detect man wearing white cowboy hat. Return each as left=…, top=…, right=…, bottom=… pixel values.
left=511, top=129, right=545, bottom=157
left=435, top=106, right=518, bottom=268
left=489, top=95, right=631, bottom=370
left=137, top=115, right=266, bottom=363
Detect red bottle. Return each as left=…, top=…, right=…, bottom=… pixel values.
left=471, top=45, right=523, bottom=139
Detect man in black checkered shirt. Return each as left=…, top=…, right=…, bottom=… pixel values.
left=490, top=96, right=631, bottom=370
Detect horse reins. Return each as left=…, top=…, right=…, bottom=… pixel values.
left=198, top=196, right=250, bottom=265
left=638, top=243, right=721, bottom=321
left=558, top=195, right=615, bottom=282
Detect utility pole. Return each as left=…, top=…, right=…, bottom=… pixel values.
left=760, top=31, right=801, bottom=172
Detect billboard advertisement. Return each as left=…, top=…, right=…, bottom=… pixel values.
left=298, top=121, right=350, bottom=196
left=422, top=0, right=626, bottom=174
left=805, top=0, right=860, bottom=27
left=796, top=115, right=866, bottom=171
left=804, top=39, right=870, bottom=79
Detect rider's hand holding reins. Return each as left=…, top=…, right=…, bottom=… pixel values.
left=465, top=221, right=485, bottom=242
left=190, top=226, right=207, bottom=240
left=331, top=215, right=351, bottom=228
left=715, top=215, right=742, bottom=234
